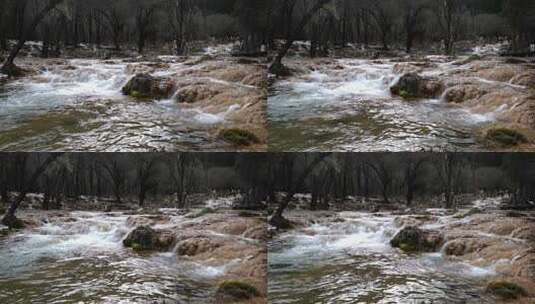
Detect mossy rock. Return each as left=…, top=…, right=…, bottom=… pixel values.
left=216, top=280, right=260, bottom=301
left=219, top=129, right=260, bottom=146
left=486, top=281, right=527, bottom=299
left=390, top=226, right=443, bottom=253
left=485, top=128, right=528, bottom=147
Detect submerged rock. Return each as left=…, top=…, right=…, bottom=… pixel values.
left=390, top=226, right=443, bottom=253
left=390, top=73, right=444, bottom=99
left=121, top=73, right=175, bottom=99
left=123, top=226, right=175, bottom=251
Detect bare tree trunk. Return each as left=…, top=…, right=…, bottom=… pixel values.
left=269, top=154, right=330, bottom=228
left=269, top=0, right=332, bottom=76
left=1, top=0, right=65, bottom=76
left=2, top=154, right=63, bottom=228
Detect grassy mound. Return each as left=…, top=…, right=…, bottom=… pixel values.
left=486, top=281, right=527, bottom=299
left=485, top=128, right=528, bottom=147
left=219, top=129, right=260, bottom=146
left=216, top=280, right=260, bottom=301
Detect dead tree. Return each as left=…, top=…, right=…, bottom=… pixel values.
left=269, top=0, right=333, bottom=76
left=135, top=156, right=159, bottom=207
left=269, top=153, right=331, bottom=229
left=1, top=0, right=66, bottom=76
left=1, top=154, right=63, bottom=229
left=100, top=157, right=126, bottom=204
left=435, top=0, right=463, bottom=55
left=168, top=154, right=197, bottom=208
left=167, top=0, right=194, bottom=55
left=135, top=5, right=156, bottom=54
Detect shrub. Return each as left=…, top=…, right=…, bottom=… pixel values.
left=486, top=281, right=527, bottom=299
left=485, top=128, right=528, bottom=146
left=219, top=129, right=260, bottom=146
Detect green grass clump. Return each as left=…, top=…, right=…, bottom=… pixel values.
left=399, top=243, right=418, bottom=253
left=485, top=128, right=528, bottom=147
left=399, top=89, right=414, bottom=99
left=486, top=281, right=527, bottom=299
left=219, top=129, right=260, bottom=146
left=217, top=280, right=260, bottom=300
left=188, top=207, right=215, bottom=218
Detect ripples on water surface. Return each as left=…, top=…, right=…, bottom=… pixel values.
left=268, top=59, right=494, bottom=152
left=268, top=212, right=496, bottom=304
left=0, top=59, right=236, bottom=151
left=0, top=211, right=227, bottom=303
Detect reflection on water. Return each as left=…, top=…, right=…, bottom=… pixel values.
left=268, top=59, right=493, bottom=152
left=268, top=212, right=495, bottom=304
left=0, top=59, right=238, bottom=151
left=0, top=212, right=223, bottom=303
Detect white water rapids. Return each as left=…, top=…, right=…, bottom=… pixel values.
left=268, top=199, right=508, bottom=303
left=0, top=210, right=239, bottom=303
left=0, top=58, right=240, bottom=151
left=268, top=57, right=495, bottom=152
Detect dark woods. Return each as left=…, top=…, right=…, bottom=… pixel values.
left=0, top=0, right=269, bottom=75
left=1, top=153, right=534, bottom=228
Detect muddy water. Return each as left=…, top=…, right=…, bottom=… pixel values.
left=268, top=211, right=497, bottom=303
left=0, top=211, right=231, bottom=303
left=0, top=58, right=238, bottom=152
left=268, top=58, right=493, bottom=152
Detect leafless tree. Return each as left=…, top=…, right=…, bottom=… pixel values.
left=1, top=0, right=66, bottom=76
left=2, top=154, right=64, bottom=229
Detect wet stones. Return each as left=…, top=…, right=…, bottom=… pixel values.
left=174, top=85, right=221, bottom=103
left=511, top=249, right=535, bottom=279
left=121, top=73, right=176, bottom=100
left=390, top=73, right=444, bottom=99
left=390, top=226, right=443, bottom=253
left=510, top=71, right=535, bottom=89
left=123, top=226, right=175, bottom=252
left=441, top=85, right=488, bottom=103
left=176, top=237, right=223, bottom=256
left=442, top=238, right=490, bottom=256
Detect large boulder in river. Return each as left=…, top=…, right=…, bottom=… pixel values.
left=390, top=73, right=444, bottom=99
left=390, top=226, right=443, bottom=253
left=123, top=226, right=175, bottom=251
left=121, top=73, right=176, bottom=99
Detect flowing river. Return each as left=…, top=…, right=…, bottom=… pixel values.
left=0, top=210, right=238, bottom=303
left=268, top=57, right=495, bottom=152
left=268, top=208, right=501, bottom=303
left=0, top=56, right=242, bottom=152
